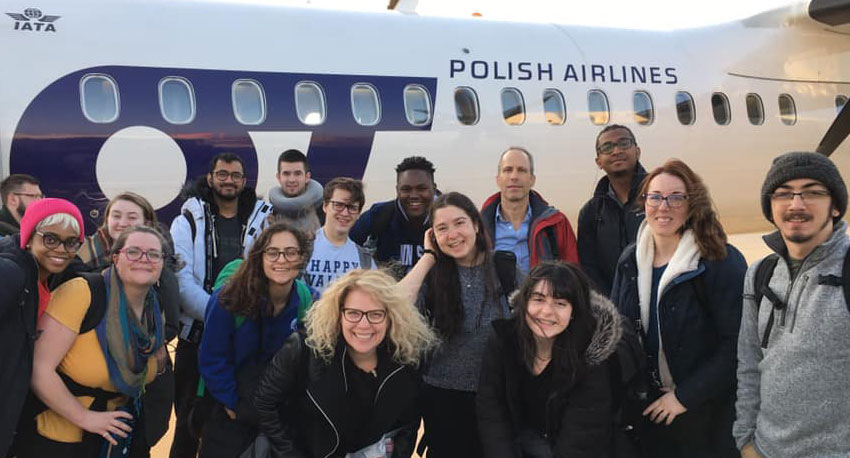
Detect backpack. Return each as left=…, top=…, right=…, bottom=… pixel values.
left=751, top=246, right=850, bottom=348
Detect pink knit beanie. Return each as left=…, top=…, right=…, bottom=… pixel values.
left=19, top=198, right=85, bottom=249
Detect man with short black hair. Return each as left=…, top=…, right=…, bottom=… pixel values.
left=350, top=156, right=437, bottom=278
left=0, top=174, right=42, bottom=236
left=268, top=149, right=324, bottom=234
left=168, top=152, right=271, bottom=458
left=304, top=177, right=375, bottom=294
left=735, top=152, right=850, bottom=458
left=481, top=147, right=578, bottom=275
left=577, top=124, right=647, bottom=295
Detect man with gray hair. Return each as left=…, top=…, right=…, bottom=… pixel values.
left=481, top=147, right=578, bottom=275
left=735, top=151, right=850, bottom=457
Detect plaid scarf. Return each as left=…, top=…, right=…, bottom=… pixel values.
left=95, top=267, right=164, bottom=398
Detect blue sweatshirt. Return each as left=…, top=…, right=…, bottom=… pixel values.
left=349, top=199, right=429, bottom=272
left=199, top=288, right=301, bottom=409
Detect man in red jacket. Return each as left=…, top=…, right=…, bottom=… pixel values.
left=481, top=147, right=578, bottom=275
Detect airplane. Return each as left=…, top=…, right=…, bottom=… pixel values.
left=1, top=0, right=850, bottom=235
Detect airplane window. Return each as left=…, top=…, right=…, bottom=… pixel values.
left=587, top=90, right=609, bottom=126
left=778, top=94, right=796, bottom=126
left=159, top=77, right=196, bottom=125
left=675, top=91, right=695, bottom=125
left=501, top=88, right=526, bottom=125
left=746, top=93, right=765, bottom=126
left=80, top=74, right=119, bottom=123
left=711, top=92, right=731, bottom=126
left=543, top=89, right=566, bottom=125
left=403, top=85, right=432, bottom=126
left=351, top=83, right=381, bottom=126
left=836, top=95, right=848, bottom=114
left=633, top=91, right=654, bottom=125
left=295, top=81, right=326, bottom=126
left=232, top=79, right=266, bottom=125
left=454, top=87, right=479, bottom=126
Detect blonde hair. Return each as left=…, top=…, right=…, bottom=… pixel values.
left=305, top=269, right=438, bottom=366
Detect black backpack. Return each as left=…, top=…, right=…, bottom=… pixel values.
left=751, top=246, right=850, bottom=348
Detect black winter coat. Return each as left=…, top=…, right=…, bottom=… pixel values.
left=476, top=291, right=622, bottom=458
left=609, top=242, right=746, bottom=410
left=0, top=239, right=38, bottom=456
left=577, top=163, right=647, bottom=297
left=254, top=333, right=421, bottom=458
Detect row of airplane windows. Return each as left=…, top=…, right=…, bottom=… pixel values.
left=79, top=74, right=848, bottom=128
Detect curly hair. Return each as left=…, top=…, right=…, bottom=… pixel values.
left=305, top=269, right=438, bottom=366
left=638, top=159, right=728, bottom=260
left=219, top=221, right=312, bottom=319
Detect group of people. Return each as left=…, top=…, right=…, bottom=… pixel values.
left=0, top=125, right=847, bottom=458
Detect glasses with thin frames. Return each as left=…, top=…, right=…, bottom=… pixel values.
left=120, top=247, right=164, bottom=263
left=644, top=193, right=689, bottom=208
left=770, top=189, right=830, bottom=203
left=213, top=170, right=245, bottom=181
left=263, top=247, right=302, bottom=262
left=341, top=308, right=387, bottom=324
left=328, top=200, right=361, bottom=214
left=36, top=231, right=82, bottom=252
left=13, top=192, right=44, bottom=200
left=597, top=138, right=635, bottom=155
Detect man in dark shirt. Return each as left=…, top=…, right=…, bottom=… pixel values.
left=577, top=125, right=647, bottom=295
left=0, top=174, right=43, bottom=236
left=168, top=152, right=271, bottom=458
left=350, top=156, right=436, bottom=278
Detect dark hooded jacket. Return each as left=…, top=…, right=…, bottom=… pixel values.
left=0, top=206, right=20, bottom=236
left=577, top=162, right=647, bottom=296
left=476, top=291, right=621, bottom=458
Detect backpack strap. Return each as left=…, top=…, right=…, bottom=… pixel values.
left=842, top=245, right=850, bottom=316
left=79, top=272, right=107, bottom=334
left=752, top=254, right=781, bottom=349
left=183, top=209, right=197, bottom=241
left=295, top=279, right=313, bottom=323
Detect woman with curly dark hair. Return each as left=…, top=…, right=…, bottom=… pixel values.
left=400, top=191, right=511, bottom=458
left=197, top=221, right=314, bottom=458
left=610, top=159, right=747, bottom=457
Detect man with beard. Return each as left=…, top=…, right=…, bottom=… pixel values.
left=169, top=152, right=271, bottom=458
left=481, top=147, right=578, bottom=275
left=268, top=149, right=324, bottom=235
left=0, top=174, right=42, bottom=236
left=577, top=125, right=647, bottom=295
left=735, top=152, right=850, bottom=458
left=350, top=156, right=436, bottom=279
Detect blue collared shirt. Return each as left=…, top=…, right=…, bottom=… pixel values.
left=494, top=203, right=532, bottom=274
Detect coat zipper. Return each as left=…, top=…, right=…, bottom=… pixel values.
left=306, top=389, right=340, bottom=458
left=373, top=365, right=404, bottom=404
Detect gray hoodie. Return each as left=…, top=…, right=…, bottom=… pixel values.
left=734, top=220, right=850, bottom=458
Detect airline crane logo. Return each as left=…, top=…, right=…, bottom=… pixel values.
left=6, top=8, right=60, bottom=32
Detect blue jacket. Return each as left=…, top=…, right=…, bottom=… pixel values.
left=199, top=287, right=303, bottom=410
left=610, top=243, right=746, bottom=410
left=349, top=199, right=428, bottom=273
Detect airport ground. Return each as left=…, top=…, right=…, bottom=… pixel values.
left=149, top=230, right=775, bottom=458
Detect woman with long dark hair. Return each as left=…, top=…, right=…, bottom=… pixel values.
left=477, top=261, right=620, bottom=457
left=610, top=159, right=747, bottom=457
left=399, top=191, right=511, bottom=458
left=197, top=221, right=313, bottom=458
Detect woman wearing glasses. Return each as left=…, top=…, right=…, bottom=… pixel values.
left=0, top=198, right=84, bottom=457
left=610, top=159, right=746, bottom=457
left=19, top=225, right=168, bottom=457
left=254, top=269, right=437, bottom=457
left=197, top=222, right=314, bottom=458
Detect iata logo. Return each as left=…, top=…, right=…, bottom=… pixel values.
left=6, top=8, right=60, bottom=32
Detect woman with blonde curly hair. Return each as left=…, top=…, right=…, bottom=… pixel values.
left=254, top=269, right=438, bottom=458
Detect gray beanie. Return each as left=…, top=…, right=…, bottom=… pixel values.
left=761, top=151, right=847, bottom=223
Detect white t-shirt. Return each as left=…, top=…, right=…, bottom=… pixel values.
left=305, top=228, right=376, bottom=294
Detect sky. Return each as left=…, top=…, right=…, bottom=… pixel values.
left=281, top=0, right=800, bottom=30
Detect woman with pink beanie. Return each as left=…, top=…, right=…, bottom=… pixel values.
left=0, top=197, right=84, bottom=457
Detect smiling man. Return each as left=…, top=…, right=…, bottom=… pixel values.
left=481, top=147, right=578, bottom=275
left=305, top=177, right=376, bottom=294
left=350, top=156, right=437, bottom=279
left=577, top=125, right=647, bottom=295
left=735, top=152, right=850, bottom=458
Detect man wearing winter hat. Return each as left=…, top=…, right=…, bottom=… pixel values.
left=735, top=152, right=850, bottom=458
left=0, top=198, right=84, bottom=456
